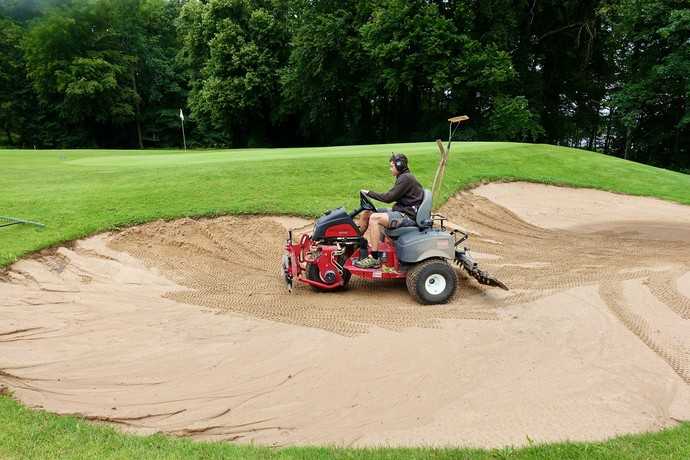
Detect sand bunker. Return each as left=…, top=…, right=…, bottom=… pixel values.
left=1, top=182, right=689, bottom=447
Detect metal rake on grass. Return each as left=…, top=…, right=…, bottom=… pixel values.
left=0, top=216, right=46, bottom=230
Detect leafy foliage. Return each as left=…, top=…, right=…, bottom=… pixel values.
left=0, top=17, right=32, bottom=145
left=1, top=0, right=688, bottom=170
left=603, top=0, right=690, bottom=168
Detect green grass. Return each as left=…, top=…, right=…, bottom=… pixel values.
left=2, top=141, right=690, bottom=459
left=2, top=142, right=690, bottom=268
left=1, top=390, right=689, bottom=459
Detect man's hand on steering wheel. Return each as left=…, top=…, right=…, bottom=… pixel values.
left=349, top=189, right=376, bottom=218
left=359, top=190, right=376, bottom=212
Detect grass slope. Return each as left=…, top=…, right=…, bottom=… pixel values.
left=1, top=142, right=690, bottom=459
left=1, top=392, right=689, bottom=459
left=2, top=142, right=690, bottom=267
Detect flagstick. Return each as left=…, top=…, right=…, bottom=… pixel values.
left=181, top=118, right=187, bottom=152
left=179, top=108, right=187, bottom=152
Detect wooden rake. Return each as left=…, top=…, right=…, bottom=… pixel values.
left=431, top=115, right=469, bottom=207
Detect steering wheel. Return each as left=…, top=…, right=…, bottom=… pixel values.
left=359, top=191, right=377, bottom=212
left=349, top=191, right=377, bottom=218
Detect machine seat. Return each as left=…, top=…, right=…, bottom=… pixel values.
left=384, top=189, right=433, bottom=239
left=385, top=225, right=419, bottom=238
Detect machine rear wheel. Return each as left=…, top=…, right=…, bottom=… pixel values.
left=406, top=259, right=457, bottom=304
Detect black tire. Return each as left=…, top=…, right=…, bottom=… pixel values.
left=307, top=263, right=351, bottom=292
left=406, top=259, right=458, bottom=304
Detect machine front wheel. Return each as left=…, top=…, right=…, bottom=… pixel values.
left=406, top=259, right=458, bottom=304
left=307, top=263, right=351, bottom=292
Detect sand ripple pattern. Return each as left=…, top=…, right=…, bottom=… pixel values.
left=109, top=217, right=496, bottom=336
left=109, top=192, right=690, bottom=377
left=443, top=193, right=690, bottom=382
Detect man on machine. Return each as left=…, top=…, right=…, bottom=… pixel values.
left=355, top=153, right=424, bottom=269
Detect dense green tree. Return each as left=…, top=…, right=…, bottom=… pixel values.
left=0, top=17, right=27, bottom=144
left=22, top=0, right=185, bottom=147
left=279, top=0, right=373, bottom=145
left=0, top=0, right=69, bottom=21
left=178, top=0, right=290, bottom=147
left=23, top=3, right=135, bottom=146
left=603, top=0, right=689, bottom=169
left=502, top=0, right=612, bottom=147
left=359, top=0, right=458, bottom=140
left=487, top=95, right=544, bottom=141
left=359, top=0, right=532, bottom=141
left=107, top=0, right=187, bottom=147
left=1, top=0, right=688, bottom=171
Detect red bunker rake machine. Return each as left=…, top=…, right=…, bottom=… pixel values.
left=281, top=116, right=508, bottom=304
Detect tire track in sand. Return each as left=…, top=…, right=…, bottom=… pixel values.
left=107, top=191, right=690, bottom=383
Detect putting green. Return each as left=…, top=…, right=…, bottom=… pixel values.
left=2, top=142, right=690, bottom=268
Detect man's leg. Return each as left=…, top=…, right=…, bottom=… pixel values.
left=354, top=212, right=390, bottom=268
left=366, top=212, right=390, bottom=253
left=356, top=211, right=373, bottom=260
left=357, top=210, right=372, bottom=233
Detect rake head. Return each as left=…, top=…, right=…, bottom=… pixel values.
left=0, top=216, right=46, bottom=230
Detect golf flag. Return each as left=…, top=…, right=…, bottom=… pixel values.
left=179, top=108, right=187, bottom=151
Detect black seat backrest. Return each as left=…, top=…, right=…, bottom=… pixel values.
left=416, top=189, right=432, bottom=227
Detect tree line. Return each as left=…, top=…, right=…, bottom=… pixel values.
left=1, top=0, right=688, bottom=171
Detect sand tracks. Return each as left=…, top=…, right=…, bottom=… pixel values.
left=1, top=183, right=689, bottom=447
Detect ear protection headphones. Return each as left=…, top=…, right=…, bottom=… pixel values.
left=390, top=153, right=408, bottom=172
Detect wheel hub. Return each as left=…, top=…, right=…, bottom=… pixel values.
left=424, top=273, right=446, bottom=295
